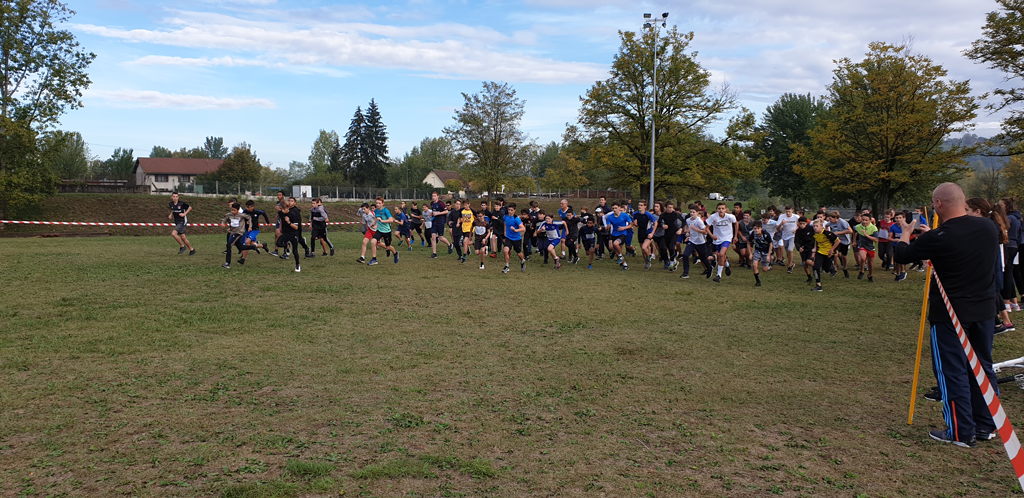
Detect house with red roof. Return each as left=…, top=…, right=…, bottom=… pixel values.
left=133, top=158, right=223, bottom=192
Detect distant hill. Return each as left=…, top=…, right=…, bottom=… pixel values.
left=944, top=134, right=1007, bottom=170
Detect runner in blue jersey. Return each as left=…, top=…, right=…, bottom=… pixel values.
left=605, top=202, right=635, bottom=271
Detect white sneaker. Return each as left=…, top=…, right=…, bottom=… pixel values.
left=479, top=263, right=485, bottom=270
left=1013, top=304, right=1021, bottom=312
left=295, top=266, right=301, bottom=273
left=1007, top=304, right=1013, bottom=312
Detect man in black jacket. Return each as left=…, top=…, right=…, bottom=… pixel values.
left=894, top=182, right=999, bottom=448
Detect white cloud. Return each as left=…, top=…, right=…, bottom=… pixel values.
left=90, top=89, right=276, bottom=110
left=72, top=11, right=606, bottom=84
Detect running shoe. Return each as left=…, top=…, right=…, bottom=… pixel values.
left=502, top=266, right=510, bottom=273
left=621, top=264, right=629, bottom=271
left=222, top=262, right=230, bottom=268
left=898, top=272, right=907, bottom=281
left=587, top=264, right=593, bottom=269
left=706, top=270, right=713, bottom=279
left=1005, top=323, right=1016, bottom=332
left=480, top=263, right=485, bottom=270
left=397, top=239, right=403, bottom=246
left=421, top=241, right=425, bottom=247
left=573, top=256, right=580, bottom=264
left=929, top=429, right=976, bottom=448
left=843, top=269, right=850, bottom=278
left=858, top=272, right=864, bottom=280
left=976, top=431, right=998, bottom=441
left=295, top=265, right=301, bottom=273
left=490, top=252, right=497, bottom=258
left=178, top=246, right=187, bottom=254
left=644, top=261, right=651, bottom=270
left=386, top=250, right=391, bottom=257
left=430, top=253, right=438, bottom=259
left=868, top=276, right=873, bottom=282
left=725, top=265, right=731, bottom=277
left=368, top=258, right=378, bottom=265
left=830, top=270, right=838, bottom=278
left=188, top=249, right=195, bottom=256
left=812, top=286, right=823, bottom=292
left=787, top=265, right=794, bottom=274
left=238, top=258, right=245, bottom=265
left=755, top=281, right=761, bottom=287
left=995, top=324, right=1008, bottom=336
left=322, top=252, right=328, bottom=256
left=1014, top=304, right=1022, bottom=312
left=712, top=275, right=721, bottom=283
left=681, top=273, right=689, bottom=279
left=330, top=248, right=335, bottom=256
left=222, top=251, right=228, bottom=255
left=305, top=253, right=316, bottom=258
left=394, top=252, right=400, bottom=264
left=270, top=251, right=279, bottom=257
left=448, top=246, right=453, bottom=255
left=555, top=261, right=562, bottom=270
left=917, top=266, right=926, bottom=272
left=806, top=275, right=813, bottom=283
left=924, top=388, right=942, bottom=402
left=280, top=253, right=289, bottom=259
left=407, top=246, right=411, bottom=251
left=521, top=260, right=526, bottom=272
left=356, top=256, right=365, bottom=263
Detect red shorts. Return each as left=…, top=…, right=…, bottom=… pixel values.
left=859, top=248, right=875, bottom=258
left=364, top=229, right=375, bottom=240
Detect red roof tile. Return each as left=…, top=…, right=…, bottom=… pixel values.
left=134, top=158, right=223, bottom=175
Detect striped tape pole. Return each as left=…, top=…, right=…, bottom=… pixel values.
left=933, top=267, right=1024, bottom=488
left=1, top=220, right=359, bottom=227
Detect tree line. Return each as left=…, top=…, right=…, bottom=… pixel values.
left=5, top=0, right=1024, bottom=219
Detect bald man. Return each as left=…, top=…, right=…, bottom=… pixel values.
left=895, top=183, right=1000, bottom=448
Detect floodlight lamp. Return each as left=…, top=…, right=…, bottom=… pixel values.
left=662, top=12, right=669, bottom=18
left=643, top=22, right=651, bottom=28
left=644, top=13, right=651, bottom=18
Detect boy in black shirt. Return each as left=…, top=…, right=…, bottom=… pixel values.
left=794, top=216, right=816, bottom=283
left=472, top=211, right=491, bottom=270
left=749, top=221, right=772, bottom=287
left=563, top=208, right=581, bottom=264
left=309, top=197, right=334, bottom=256
left=168, top=192, right=195, bottom=255
left=410, top=201, right=424, bottom=246
left=286, top=197, right=313, bottom=258
left=579, top=218, right=598, bottom=269
left=243, top=200, right=270, bottom=253
left=276, top=203, right=303, bottom=272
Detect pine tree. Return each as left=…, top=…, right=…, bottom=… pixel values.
left=361, top=99, right=389, bottom=188
left=340, top=107, right=364, bottom=182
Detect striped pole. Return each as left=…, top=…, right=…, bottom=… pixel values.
left=908, top=210, right=937, bottom=425
left=933, top=267, right=1024, bottom=488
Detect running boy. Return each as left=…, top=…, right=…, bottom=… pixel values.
left=370, top=197, right=398, bottom=265
left=580, top=216, right=598, bottom=269
left=827, top=210, right=853, bottom=277
left=309, top=198, right=335, bottom=256
left=472, top=211, right=491, bottom=269
left=854, top=212, right=879, bottom=282
left=706, top=202, right=737, bottom=283
left=502, top=203, right=527, bottom=273
left=357, top=202, right=377, bottom=264
left=538, top=212, right=567, bottom=269
left=243, top=200, right=269, bottom=252
left=168, top=192, right=195, bottom=255
left=749, top=220, right=773, bottom=287
left=605, top=202, right=634, bottom=270
left=795, top=216, right=816, bottom=283
left=429, top=192, right=452, bottom=258
left=811, top=219, right=840, bottom=291
left=394, top=204, right=412, bottom=250
left=222, top=203, right=268, bottom=268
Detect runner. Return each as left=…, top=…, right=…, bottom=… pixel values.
left=502, top=203, right=527, bottom=273
left=811, top=219, right=839, bottom=291
left=853, top=212, right=878, bottom=282
left=429, top=192, right=452, bottom=258
left=706, top=202, right=737, bottom=283
left=735, top=210, right=753, bottom=268
left=472, top=211, right=491, bottom=270
left=680, top=204, right=712, bottom=279
left=222, top=203, right=268, bottom=268
left=309, top=198, right=335, bottom=256
left=243, top=200, right=269, bottom=253
left=580, top=216, right=598, bottom=269
left=167, top=192, right=195, bottom=255
left=827, top=210, right=854, bottom=278
left=633, top=200, right=657, bottom=269
left=287, top=197, right=313, bottom=258
left=275, top=201, right=303, bottom=272
left=777, top=205, right=799, bottom=272
left=410, top=201, right=424, bottom=246
left=749, top=220, right=773, bottom=287
left=537, top=212, right=567, bottom=269
left=357, top=203, right=377, bottom=264
left=272, top=191, right=286, bottom=257
left=394, top=204, right=412, bottom=250
left=605, top=202, right=634, bottom=271
left=563, top=208, right=581, bottom=265
left=370, top=197, right=398, bottom=265
left=795, top=216, right=816, bottom=283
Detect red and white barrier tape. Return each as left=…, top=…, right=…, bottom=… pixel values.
left=933, top=265, right=1024, bottom=488
left=1, top=220, right=359, bottom=227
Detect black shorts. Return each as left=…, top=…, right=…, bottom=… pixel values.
left=473, top=238, right=486, bottom=251
left=800, top=249, right=813, bottom=262
left=276, top=233, right=298, bottom=247
left=310, top=227, right=327, bottom=240
left=174, top=222, right=187, bottom=234
left=582, top=238, right=596, bottom=251
left=373, top=231, right=393, bottom=246
left=610, top=234, right=627, bottom=245
left=836, top=243, right=849, bottom=256
left=504, top=238, right=523, bottom=253
left=734, top=241, right=747, bottom=250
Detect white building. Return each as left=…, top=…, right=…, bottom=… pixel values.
left=133, top=158, right=223, bottom=193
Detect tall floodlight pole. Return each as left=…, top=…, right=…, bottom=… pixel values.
left=642, top=12, right=668, bottom=206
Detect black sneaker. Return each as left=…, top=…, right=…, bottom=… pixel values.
left=237, top=258, right=245, bottom=265
left=977, top=431, right=998, bottom=441
left=830, top=270, right=838, bottom=278
left=755, top=281, right=761, bottom=287
left=706, top=270, right=713, bottom=279
left=868, top=276, right=873, bottom=282
left=812, top=286, right=823, bottom=292
left=858, top=272, right=864, bottom=280
left=356, top=256, right=365, bottom=263
left=806, top=275, right=813, bottom=283
left=330, top=248, right=335, bottom=256
left=178, top=246, right=187, bottom=254
left=924, top=388, right=942, bottom=402
left=725, top=266, right=731, bottom=277
left=712, top=275, right=721, bottom=283
left=681, top=273, right=689, bottom=279
left=222, top=262, right=230, bottom=268
left=386, top=250, right=391, bottom=257
left=270, top=251, right=279, bottom=257
left=843, top=269, right=850, bottom=278
left=305, top=253, right=315, bottom=258
left=787, top=265, right=794, bottom=274
left=995, top=324, right=1009, bottom=336
left=621, top=264, right=629, bottom=271
left=448, top=246, right=453, bottom=255
left=502, top=266, right=510, bottom=274
left=322, top=252, right=328, bottom=256
left=188, top=249, right=195, bottom=256
left=430, top=253, right=438, bottom=259
left=929, top=429, right=976, bottom=448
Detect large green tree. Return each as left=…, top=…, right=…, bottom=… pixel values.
left=40, top=130, right=89, bottom=180
left=576, top=27, right=759, bottom=199
left=339, top=107, right=364, bottom=182
left=794, top=42, right=979, bottom=211
left=965, top=0, right=1024, bottom=153
left=751, top=93, right=827, bottom=209
left=359, top=99, right=388, bottom=188
left=0, top=0, right=93, bottom=217
left=202, top=143, right=260, bottom=184
left=444, top=81, right=533, bottom=196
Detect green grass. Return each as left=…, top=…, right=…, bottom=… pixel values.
left=2, top=232, right=1024, bottom=496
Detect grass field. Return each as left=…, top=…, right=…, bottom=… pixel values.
left=2, top=231, right=1024, bottom=497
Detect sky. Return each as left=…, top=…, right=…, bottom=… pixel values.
left=61, top=0, right=1010, bottom=169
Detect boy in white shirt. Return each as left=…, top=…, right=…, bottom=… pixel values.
left=706, top=202, right=737, bottom=283
left=777, top=205, right=800, bottom=273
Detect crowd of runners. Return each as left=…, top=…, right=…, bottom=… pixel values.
left=165, top=191, right=1024, bottom=313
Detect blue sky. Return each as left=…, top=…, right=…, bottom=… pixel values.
left=62, top=0, right=1009, bottom=168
